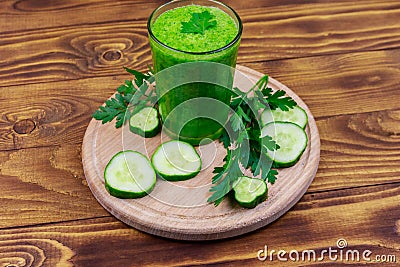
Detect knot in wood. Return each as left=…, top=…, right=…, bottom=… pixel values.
left=13, top=119, right=36, bottom=134
left=102, top=49, right=122, bottom=61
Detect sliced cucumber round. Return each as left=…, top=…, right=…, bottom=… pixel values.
left=151, top=140, right=202, bottom=181
left=129, top=107, right=160, bottom=137
left=233, top=176, right=268, bottom=208
left=104, top=151, right=156, bottom=198
left=261, top=122, right=308, bottom=168
left=261, top=105, right=308, bottom=129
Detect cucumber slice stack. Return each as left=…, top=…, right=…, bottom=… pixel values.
left=261, top=122, right=308, bottom=168
left=104, top=151, right=156, bottom=198
left=129, top=107, right=160, bottom=137
left=152, top=140, right=202, bottom=181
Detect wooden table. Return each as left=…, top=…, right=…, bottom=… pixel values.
left=0, top=0, right=399, bottom=266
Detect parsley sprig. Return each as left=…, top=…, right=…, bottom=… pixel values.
left=207, top=75, right=297, bottom=206
left=181, top=10, right=217, bottom=35
left=92, top=67, right=157, bottom=128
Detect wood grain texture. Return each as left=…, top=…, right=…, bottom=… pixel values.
left=0, top=0, right=161, bottom=33
left=1, top=0, right=400, bottom=87
left=0, top=76, right=120, bottom=151
left=0, top=21, right=151, bottom=87
left=311, top=109, right=400, bottom=192
left=2, top=0, right=394, bottom=33
left=0, top=182, right=398, bottom=266
left=81, top=66, right=320, bottom=240
left=1, top=48, right=399, bottom=152
left=0, top=144, right=109, bottom=229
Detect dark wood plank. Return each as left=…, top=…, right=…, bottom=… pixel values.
left=238, top=0, right=400, bottom=62
left=0, top=76, right=119, bottom=151
left=1, top=49, right=399, bottom=151
left=311, top=109, right=400, bottom=192
left=1, top=1, right=400, bottom=87
left=0, top=183, right=398, bottom=266
left=0, top=21, right=151, bottom=87
left=0, top=0, right=162, bottom=34
left=0, top=145, right=109, bottom=228
left=3, top=0, right=392, bottom=34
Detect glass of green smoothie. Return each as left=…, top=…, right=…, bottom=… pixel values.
left=148, top=0, right=242, bottom=145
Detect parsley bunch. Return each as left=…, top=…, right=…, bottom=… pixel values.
left=207, top=75, right=297, bottom=206
left=92, top=67, right=157, bottom=128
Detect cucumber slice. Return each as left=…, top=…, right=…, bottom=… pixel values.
left=129, top=107, right=160, bottom=137
left=151, top=140, right=202, bottom=181
left=261, top=122, right=308, bottom=168
left=261, top=105, right=308, bottom=129
left=104, top=151, right=156, bottom=198
left=233, top=176, right=268, bottom=208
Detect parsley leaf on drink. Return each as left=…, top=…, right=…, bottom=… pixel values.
left=181, top=10, right=217, bottom=35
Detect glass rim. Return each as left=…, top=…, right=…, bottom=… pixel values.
left=147, top=0, right=243, bottom=55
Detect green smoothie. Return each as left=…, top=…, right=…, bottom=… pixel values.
left=148, top=1, right=242, bottom=145
left=151, top=5, right=238, bottom=53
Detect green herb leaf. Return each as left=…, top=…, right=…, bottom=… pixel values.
left=219, top=130, right=231, bottom=149
left=267, top=90, right=297, bottom=111
left=208, top=75, right=297, bottom=207
left=261, top=135, right=280, bottom=152
left=208, top=149, right=242, bottom=205
left=229, top=111, right=244, bottom=132
left=237, top=106, right=251, bottom=123
left=117, top=80, right=135, bottom=95
left=124, top=67, right=150, bottom=87
left=92, top=67, right=156, bottom=128
left=254, top=75, right=297, bottom=111
left=181, top=11, right=217, bottom=35
left=266, top=169, right=278, bottom=184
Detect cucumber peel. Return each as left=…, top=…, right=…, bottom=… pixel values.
left=233, top=176, right=268, bottom=208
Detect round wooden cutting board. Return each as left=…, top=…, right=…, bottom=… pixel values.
left=82, top=65, right=320, bottom=240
